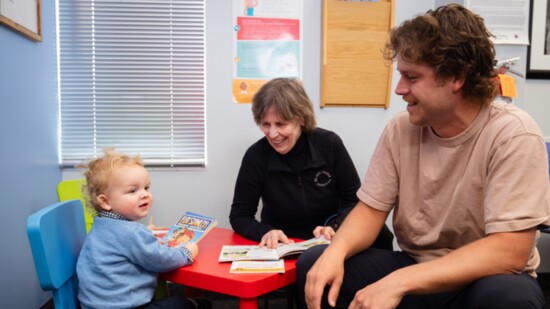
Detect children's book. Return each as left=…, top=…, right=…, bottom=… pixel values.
left=160, top=211, right=218, bottom=248
left=229, top=260, right=285, bottom=274
left=218, top=236, right=330, bottom=262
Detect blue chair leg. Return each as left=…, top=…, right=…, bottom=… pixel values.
left=53, top=276, right=79, bottom=309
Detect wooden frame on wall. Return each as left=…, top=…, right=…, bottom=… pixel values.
left=0, top=0, right=42, bottom=42
left=526, top=0, right=550, bottom=79
left=321, top=0, right=394, bottom=108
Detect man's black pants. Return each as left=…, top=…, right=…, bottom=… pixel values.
left=296, top=245, right=545, bottom=309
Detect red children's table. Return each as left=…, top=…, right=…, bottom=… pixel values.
left=160, top=227, right=299, bottom=309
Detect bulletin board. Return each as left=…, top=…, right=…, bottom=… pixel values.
left=0, top=0, right=42, bottom=42
left=321, top=0, right=394, bottom=108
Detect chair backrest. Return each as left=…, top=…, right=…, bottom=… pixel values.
left=57, top=179, right=94, bottom=232
left=27, top=200, right=86, bottom=309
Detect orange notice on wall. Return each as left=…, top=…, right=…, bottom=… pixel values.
left=232, top=79, right=268, bottom=104
left=498, top=74, right=517, bottom=98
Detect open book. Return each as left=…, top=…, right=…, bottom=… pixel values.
left=218, top=236, right=330, bottom=262
left=160, top=211, right=218, bottom=248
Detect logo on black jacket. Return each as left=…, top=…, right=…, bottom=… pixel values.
left=314, top=170, right=332, bottom=187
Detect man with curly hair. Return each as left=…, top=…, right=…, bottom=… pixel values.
left=297, top=4, right=550, bottom=309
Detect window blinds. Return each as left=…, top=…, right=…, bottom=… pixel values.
left=58, top=0, right=206, bottom=167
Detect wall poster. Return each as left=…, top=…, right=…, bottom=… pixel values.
left=232, top=0, right=303, bottom=104
left=465, top=0, right=530, bottom=45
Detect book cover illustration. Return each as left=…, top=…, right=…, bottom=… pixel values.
left=160, top=211, right=218, bottom=248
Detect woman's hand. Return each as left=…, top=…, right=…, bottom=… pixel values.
left=259, top=229, right=294, bottom=248
left=313, top=226, right=336, bottom=240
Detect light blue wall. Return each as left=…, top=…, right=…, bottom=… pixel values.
left=0, top=2, right=61, bottom=308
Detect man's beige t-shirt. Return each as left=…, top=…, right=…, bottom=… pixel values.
left=358, top=101, right=550, bottom=276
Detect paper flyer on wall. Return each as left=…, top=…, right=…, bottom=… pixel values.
left=232, top=0, right=303, bottom=104
left=465, top=0, right=530, bottom=45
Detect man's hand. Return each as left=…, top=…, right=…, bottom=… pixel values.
left=349, top=275, right=403, bottom=309
left=259, top=229, right=294, bottom=248
left=305, top=249, right=345, bottom=308
left=313, top=226, right=336, bottom=240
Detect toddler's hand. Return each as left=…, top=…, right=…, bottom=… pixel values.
left=185, top=242, right=199, bottom=260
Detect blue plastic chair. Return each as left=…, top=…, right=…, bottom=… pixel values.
left=27, top=200, right=86, bottom=309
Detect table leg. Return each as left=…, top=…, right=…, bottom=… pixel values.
left=185, top=286, right=203, bottom=297
left=239, top=297, right=258, bottom=309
